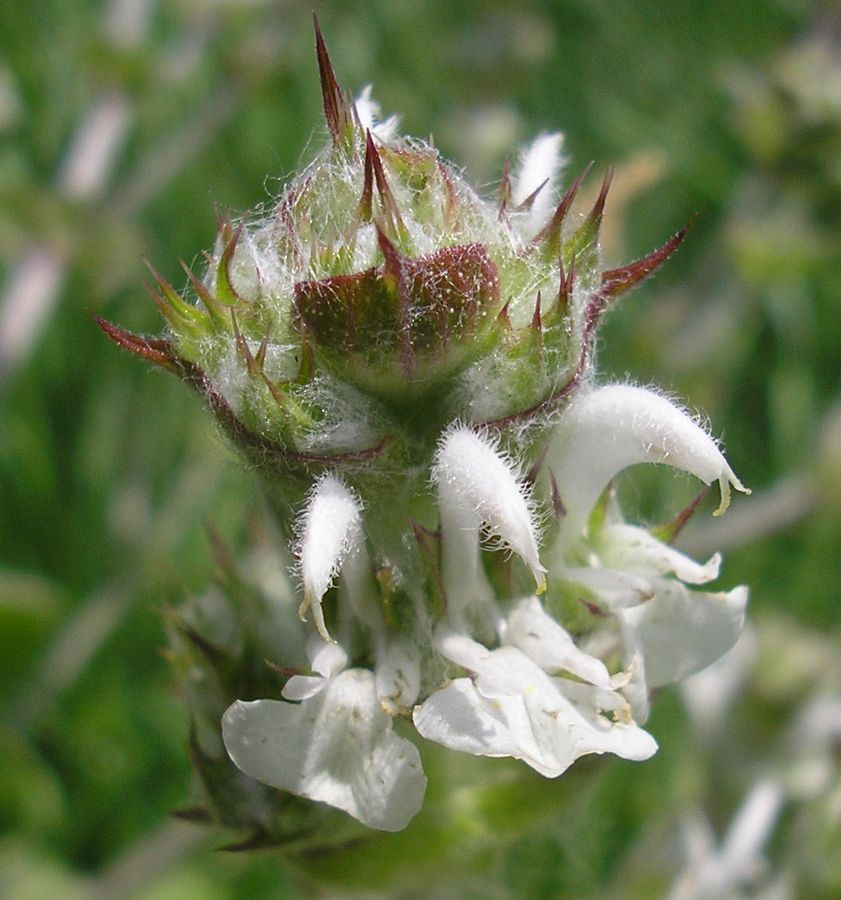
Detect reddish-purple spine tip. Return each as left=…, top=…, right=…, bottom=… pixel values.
left=314, top=16, right=351, bottom=145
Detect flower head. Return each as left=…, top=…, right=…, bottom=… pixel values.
left=105, top=22, right=749, bottom=838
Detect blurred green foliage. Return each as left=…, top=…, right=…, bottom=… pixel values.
left=1, top=0, right=840, bottom=896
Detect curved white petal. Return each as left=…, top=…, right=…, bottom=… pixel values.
left=415, top=639, right=656, bottom=776
left=223, top=669, right=426, bottom=832
left=504, top=596, right=610, bottom=687
left=434, top=427, right=545, bottom=598
left=617, top=580, right=748, bottom=689
left=297, top=475, right=364, bottom=641
left=599, top=523, right=722, bottom=585
left=547, top=384, right=748, bottom=541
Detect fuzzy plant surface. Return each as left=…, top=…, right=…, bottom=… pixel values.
left=100, top=23, right=750, bottom=845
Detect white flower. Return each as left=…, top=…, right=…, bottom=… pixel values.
left=222, top=634, right=426, bottom=832
left=146, top=29, right=753, bottom=837
left=296, top=474, right=365, bottom=642
left=433, top=426, right=546, bottom=621
left=221, top=386, right=749, bottom=830
left=413, top=622, right=657, bottom=776
left=545, top=384, right=749, bottom=544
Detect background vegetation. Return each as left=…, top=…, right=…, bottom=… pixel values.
left=1, top=0, right=839, bottom=896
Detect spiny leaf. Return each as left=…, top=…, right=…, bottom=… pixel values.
left=548, top=469, right=566, bottom=521
left=532, top=162, right=593, bottom=255
left=366, top=131, right=408, bottom=242
left=556, top=253, right=576, bottom=315
left=562, top=167, right=613, bottom=266
left=144, top=260, right=204, bottom=332
left=498, top=159, right=513, bottom=220
left=215, top=217, right=248, bottom=308
left=180, top=260, right=227, bottom=325
left=601, top=223, right=689, bottom=301
left=231, top=309, right=260, bottom=376
left=94, top=315, right=179, bottom=371
left=516, top=177, right=549, bottom=212
left=496, top=298, right=513, bottom=331
left=531, top=291, right=543, bottom=333
left=314, top=15, right=354, bottom=148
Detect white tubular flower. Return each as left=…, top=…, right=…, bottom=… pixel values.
left=433, top=426, right=546, bottom=616
left=222, top=637, right=426, bottom=833
left=547, top=384, right=749, bottom=542
left=297, top=474, right=365, bottom=642
left=414, top=629, right=656, bottom=776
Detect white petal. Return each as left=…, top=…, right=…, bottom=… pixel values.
left=416, top=640, right=657, bottom=776
left=297, top=475, right=364, bottom=641
left=617, top=580, right=748, bottom=689
left=354, top=85, right=399, bottom=140
left=413, top=678, right=521, bottom=760
left=559, top=566, right=656, bottom=610
left=552, top=677, right=629, bottom=714
left=620, top=651, right=651, bottom=725
left=599, top=522, right=722, bottom=585
left=504, top=596, right=610, bottom=687
left=281, top=675, right=327, bottom=702
left=434, top=427, right=545, bottom=592
left=512, top=132, right=565, bottom=218
left=222, top=669, right=426, bottom=832
left=547, top=384, right=749, bottom=541
left=433, top=626, right=492, bottom=671
left=308, top=634, right=349, bottom=676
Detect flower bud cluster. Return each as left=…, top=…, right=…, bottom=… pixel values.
left=103, top=23, right=749, bottom=837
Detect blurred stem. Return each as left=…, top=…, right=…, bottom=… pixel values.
left=0, top=0, right=149, bottom=385
left=84, top=819, right=209, bottom=900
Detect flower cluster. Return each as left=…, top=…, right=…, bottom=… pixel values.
left=102, top=24, right=749, bottom=836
